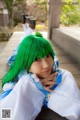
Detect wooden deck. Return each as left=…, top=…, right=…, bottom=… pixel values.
left=0, top=31, right=80, bottom=120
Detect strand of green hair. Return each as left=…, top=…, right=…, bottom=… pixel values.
left=2, top=34, right=54, bottom=87
left=2, top=36, right=31, bottom=87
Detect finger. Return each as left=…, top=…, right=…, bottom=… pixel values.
left=46, top=84, right=54, bottom=89
left=41, top=79, right=56, bottom=85
left=41, top=77, right=56, bottom=84
left=42, top=81, right=56, bottom=86
left=40, top=72, right=58, bottom=82
left=41, top=75, right=56, bottom=82
left=43, top=81, right=55, bottom=90
left=44, top=86, right=54, bottom=92
left=50, top=72, right=58, bottom=77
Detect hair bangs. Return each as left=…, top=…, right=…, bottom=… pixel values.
left=27, top=36, right=54, bottom=70
left=35, top=37, right=54, bottom=60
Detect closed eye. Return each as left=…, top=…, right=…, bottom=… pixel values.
left=35, top=58, right=41, bottom=62
left=46, top=54, right=51, bottom=58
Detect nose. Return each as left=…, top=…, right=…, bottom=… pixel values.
left=42, top=59, right=49, bottom=68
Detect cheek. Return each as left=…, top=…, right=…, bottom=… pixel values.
left=29, top=63, right=42, bottom=73
left=49, top=58, right=54, bottom=66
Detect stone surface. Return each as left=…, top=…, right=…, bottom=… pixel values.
left=52, top=27, right=80, bottom=64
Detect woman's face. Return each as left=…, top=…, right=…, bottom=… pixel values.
left=29, top=54, right=54, bottom=78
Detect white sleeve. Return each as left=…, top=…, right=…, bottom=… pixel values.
left=48, top=70, right=80, bottom=120
left=0, top=74, right=45, bottom=120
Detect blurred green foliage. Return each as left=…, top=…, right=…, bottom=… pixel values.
left=61, top=0, right=80, bottom=26
left=3, top=0, right=80, bottom=26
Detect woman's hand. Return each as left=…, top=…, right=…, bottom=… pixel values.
left=40, top=72, right=58, bottom=92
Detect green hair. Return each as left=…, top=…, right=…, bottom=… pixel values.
left=2, top=32, right=55, bottom=87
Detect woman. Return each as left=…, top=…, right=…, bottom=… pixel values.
left=0, top=33, right=80, bottom=120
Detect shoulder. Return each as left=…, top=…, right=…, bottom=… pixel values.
left=18, top=72, right=36, bottom=87
left=59, top=68, right=72, bottom=75
left=58, top=68, right=74, bottom=81
left=19, top=72, right=31, bottom=82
